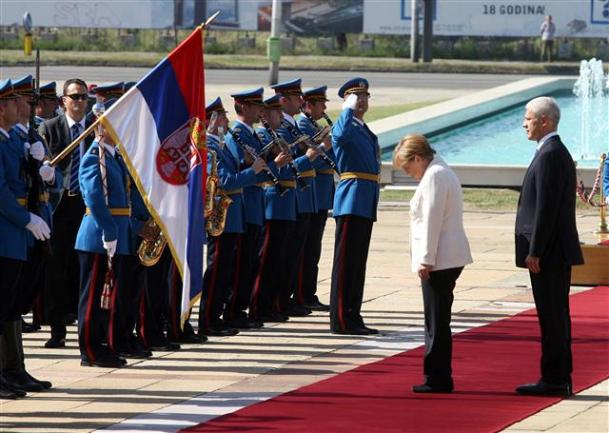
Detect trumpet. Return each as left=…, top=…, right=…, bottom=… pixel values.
left=227, top=127, right=288, bottom=197
left=257, top=115, right=308, bottom=190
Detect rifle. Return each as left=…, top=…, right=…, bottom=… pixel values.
left=27, top=49, right=51, bottom=256
left=257, top=115, right=308, bottom=190
left=226, top=127, right=288, bottom=196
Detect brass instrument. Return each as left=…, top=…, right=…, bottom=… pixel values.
left=205, top=148, right=233, bottom=237
left=138, top=218, right=167, bottom=267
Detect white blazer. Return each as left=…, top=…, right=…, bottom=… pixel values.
left=409, top=157, right=473, bottom=272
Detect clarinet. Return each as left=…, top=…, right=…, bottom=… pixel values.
left=226, top=127, right=288, bottom=197
left=257, top=115, right=308, bottom=190
left=322, top=112, right=334, bottom=127
left=283, top=115, right=337, bottom=172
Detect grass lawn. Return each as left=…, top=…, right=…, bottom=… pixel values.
left=325, top=101, right=442, bottom=123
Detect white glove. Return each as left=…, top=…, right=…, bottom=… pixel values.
left=25, top=213, right=51, bottom=241
left=606, top=196, right=609, bottom=206
left=102, top=237, right=118, bottom=258
left=342, top=93, right=358, bottom=111
left=28, top=141, right=45, bottom=161
left=39, top=161, right=55, bottom=183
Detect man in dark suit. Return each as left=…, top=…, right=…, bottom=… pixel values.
left=515, top=96, right=584, bottom=397
left=38, top=78, right=93, bottom=348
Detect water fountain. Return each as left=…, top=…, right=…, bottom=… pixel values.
left=572, top=58, right=609, bottom=161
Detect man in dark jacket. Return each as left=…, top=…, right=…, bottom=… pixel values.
left=515, top=96, right=584, bottom=397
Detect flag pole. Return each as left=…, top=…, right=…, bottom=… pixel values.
left=200, top=10, right=220, bottom=30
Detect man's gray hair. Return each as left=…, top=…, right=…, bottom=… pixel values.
left=526, top=96, right=561, bottom=125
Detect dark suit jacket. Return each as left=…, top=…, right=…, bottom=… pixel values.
left=38, top=114, right=94, bottom=206
left=515, top=135, right=584, bottom=268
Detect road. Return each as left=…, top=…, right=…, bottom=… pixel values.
left=2, top=66, right=532, bottom=107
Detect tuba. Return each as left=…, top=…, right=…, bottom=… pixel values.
left=205, top=147, right=233, bottom=237
left=138, top=218, right=167, bottom=267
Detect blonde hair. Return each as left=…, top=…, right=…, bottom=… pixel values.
left=392, top=134, right=436, bottom=168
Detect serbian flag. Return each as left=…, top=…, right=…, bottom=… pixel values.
left=100, top=28, right=206, bottom=327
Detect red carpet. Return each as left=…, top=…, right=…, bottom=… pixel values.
left=182, top=286, right=609, bottom=433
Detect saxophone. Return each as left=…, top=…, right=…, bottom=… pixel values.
left=138, top=218, right=167, bottom=267
left=205, top=146, right=233, bottom=237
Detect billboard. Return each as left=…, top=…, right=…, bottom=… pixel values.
left=363, top=0, right=609, bottom=38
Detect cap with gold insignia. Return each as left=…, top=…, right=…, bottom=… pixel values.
left=0, top=79, right=18, bottom=100
left=271, top=78, right=303, bottom=96
left=93, top=82, right=125, bottom=99
left=40, top=81, right=58, bottom=100
left=263, top=94, right=282, bottom=110
left=12, top=75, right=34, bottom=96
left=205, top=97, right=228, bottom=119
left=338, top=77, right=369, bottom=98
left=303, top=85, right=329, bottom=102
left=231, top=87, right=265, bottom=106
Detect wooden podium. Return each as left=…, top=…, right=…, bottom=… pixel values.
left=571, top=244, right=609, bottom=286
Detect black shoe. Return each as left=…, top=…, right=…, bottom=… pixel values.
left=44, top=337, right=66, bottom=348
left=0, top=375, right=27, bottom=398
left=80, top=356, right=124, bottom=368
left=284, top=304, right=312, bottom=317
left=148, top=337, right=181, bottom=351
left=22, top=371, right=52, bottom=390
left=198, top=325, right=239, bottom=337
left=303, top=298, right=330, bottom=312
left=412, top=383, right=453, bottom=393
left=0, top=383, right=18, bottom=399
left=119, top=347, right=153, bottom=359
left=2, top=370, right=44, bottom=392
left=259, top=312, right=290, bottom=323
left=21, top=318, right=41, bottom=333
left=226, top=317, right=264, bottom=329
left=361, top=325, right=379, bottom=335
left=173, top=333, right=207, bottom=344
left=331, top=326, right=371, bottom=336
left=516, top=381, right=573, bottom=397
left=65, top=313, right=77, bottom=325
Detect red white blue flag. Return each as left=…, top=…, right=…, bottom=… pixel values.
left=101, top=28, right=206, bottom=326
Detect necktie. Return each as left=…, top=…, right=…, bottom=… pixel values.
left=69, top=123, right=82, bottom=193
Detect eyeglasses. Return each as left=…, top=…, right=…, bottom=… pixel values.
left=64, top=93, right=88, bottom=101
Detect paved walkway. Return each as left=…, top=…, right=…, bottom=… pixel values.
left=1, top=206, right=607, bottom=433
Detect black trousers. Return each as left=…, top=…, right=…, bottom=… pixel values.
left=250, top=220, right=294, bottom=319
left=421, top=267, right=463, bottom=386
left=77, top=252, right=126, bottom=362
left=16, top=252, right=46, bottom=320
left=530, top=265, right=573, bottom=384
left=330, top=215, right=374, bottom=331
left=45, top=195, right=85, bottom=339
left=108, top=255, right=142, bottom=352
left=138, top=247, right=172, bottom=346
left=224, top=223, right=262, bottom=321
left=199, top=232, right=239, bottom=329
left=281, top=213, right=311, bottom=310
left=0, top=257, right=24, bottom=335
left=296, top=209, right=328, bottom=305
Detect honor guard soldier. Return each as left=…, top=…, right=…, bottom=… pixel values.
left=296, top=86, right=335, bottom=311
left=74, top=105, right=148, bottom=368
left=330, top=78, right=380, bottom=335
left=250, top=91, right=316, bottom=322
left=199, top=96, right=269, bottom=337
left=10, top=76, right=62, bottom=339
left=39, top=78, right=94, bottom=349
left=35, top=81, right=59, bottom=123
left=271, top=78, right=320, bottom=317
left=223, top=89, right=290, bottom=329
left=0, top=79, right=53, bottom=399
left=92, top=82, right=125, bottom=103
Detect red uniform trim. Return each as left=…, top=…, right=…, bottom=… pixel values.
left=84, top=254, right=100, bottom=362
left=251, top=222, right=272, bottom=317
left=337, top=217, right=348, bottom=330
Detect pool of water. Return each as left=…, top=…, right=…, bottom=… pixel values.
left=382, top=90, right=607, bottom=168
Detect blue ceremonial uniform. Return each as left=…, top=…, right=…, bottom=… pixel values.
left=332, top=107, right=380, bottom=220
left=0, top=130, right=30, bottom=261
left=604, top=157, right=609, bottom=200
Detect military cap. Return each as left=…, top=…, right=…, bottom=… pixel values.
left=0, top=79, right=17, bottom=100
left=263, top=94, right=282, bottom=110
left=40, top=81, right=58, bottom=99
left=338, top=77, right=370, bottom=98
left=303, top=85, right=329, bottom=102
left=230, top=87, right=264, bottom=105
left=12, top=75, right=34, bottom=96
left=205, top=97, right=228, bottom=119
left=93, top=82, right=125, bottom=99
left=271, top=78, right=303, bottom=96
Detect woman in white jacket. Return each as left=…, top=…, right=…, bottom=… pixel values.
left=393, top=134, right=472, bottom=394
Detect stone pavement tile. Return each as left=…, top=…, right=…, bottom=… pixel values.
left=139, top=379, right=237, bottom=393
